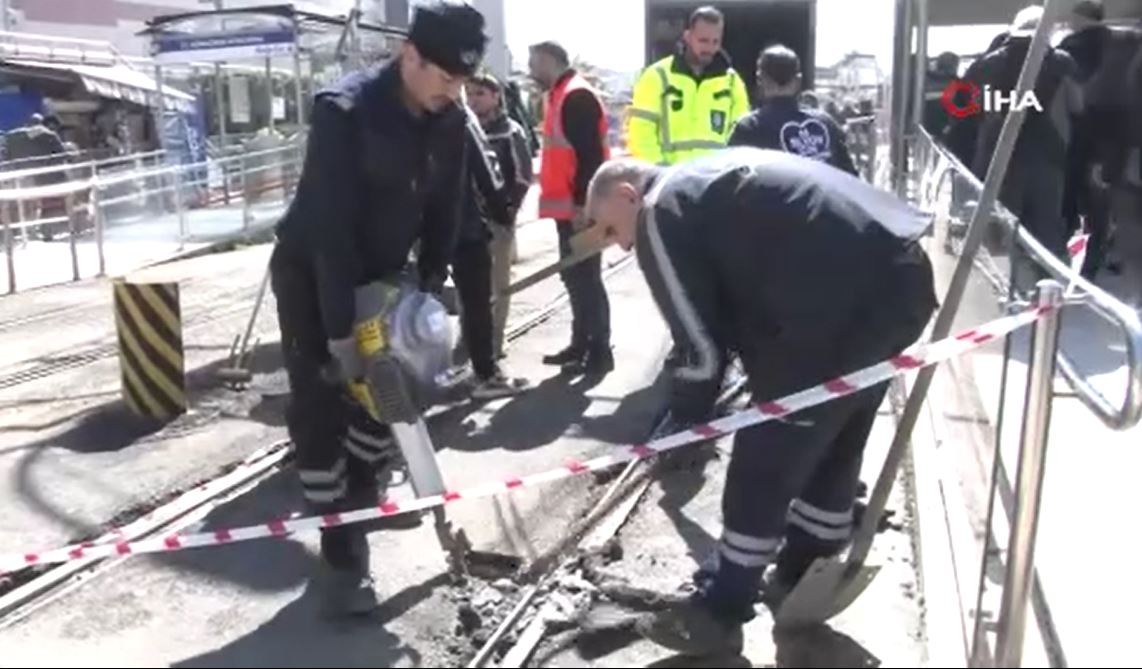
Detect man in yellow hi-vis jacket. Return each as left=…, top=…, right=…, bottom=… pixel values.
left=628, top=6, right=751, bottom=165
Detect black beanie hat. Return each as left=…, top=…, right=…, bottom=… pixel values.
left=408, top=1, right=488, bottom=77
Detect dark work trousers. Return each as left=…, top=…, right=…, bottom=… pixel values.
left=556, top=220, right=610, bottom=350
left=703, top=381, right=890, bottom=622
left=270, top=245, right=396, bottom=569
left=1002, top=159, right=1069, bottom=284
left=1064, top=141, right=1114, bottom=279
left=452, top=236, right=497, bottom=380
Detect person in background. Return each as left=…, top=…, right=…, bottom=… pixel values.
left=729, top=45, right=857, bottom=176
left=627, top=6, right=751, bottom=166
left=1058, top=0, right=1121, bottom=278
left=466, top=72, right=534, bottom=359
left=945, top=5, right=1082, bottom=267
left=452, top=105, right=530, bottom=399
left=923, top=51, right=961, bottom=138
left=529, top=40, right=614, bottom=377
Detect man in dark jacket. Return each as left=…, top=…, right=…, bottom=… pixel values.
left=466, top=72, right=534, bottom=358
left=729, top=45, right=857, bottom=176
left=945, top=6, right=1082, bottom=265
left=585, top=149, right=936, bottom=654
left=269, top=0, right=485, bottom=617
left=451, top=106, right=529, bottom=399
left=1059, top=0, right=1121, bottom=278
left=923, top=52, right=961, bottom=138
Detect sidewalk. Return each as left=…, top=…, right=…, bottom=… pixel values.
left=909, top=215, right=1142, bottom=667
left=2, top=200, right=284, bottom=294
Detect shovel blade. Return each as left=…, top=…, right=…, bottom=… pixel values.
left=775, top=557, right=880, bottom=628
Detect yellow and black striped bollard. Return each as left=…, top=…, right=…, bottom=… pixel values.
left=113, top=280, right=186, bottom=420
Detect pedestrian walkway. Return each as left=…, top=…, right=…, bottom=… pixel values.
left=2, top=200, right=285, bottom=294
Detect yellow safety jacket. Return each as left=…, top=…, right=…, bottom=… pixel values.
left=627, top=51, right=751, bottom=165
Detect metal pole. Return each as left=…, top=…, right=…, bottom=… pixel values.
left=0, top=0, right=10, bottom=32
left=215, top=64, right=230, bottom=204
left=265, top=57, right=275, bottom=132
left=292, top=18, right=305, bottom=127
left=992, top=280, right=1064, bottom=667
left=66, top=194, right=79, bottom=282
left=93, top=184, right=106, bottom=277
left=910, top=0, right=929, bottom=152
left=235, top=261, right=271, bottom=365
left=3, top=201, right=14, bottom=294
left=889, top=0, right=914, bottom=197
left=241, top=156, right=251, bottom=231
left=848, top=0, right=1064, bottom=571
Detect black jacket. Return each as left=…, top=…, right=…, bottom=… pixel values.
left=274, top=62, right=467, bottom=340
left=945, top=37, right=1081, bottom=175
left=459, top=108, right=511, bottom=242
left=482, top=111, right=534, bottom=219
left=635, top=148, right=936, bottom=419
left=728, top=96, right=857, bottom=176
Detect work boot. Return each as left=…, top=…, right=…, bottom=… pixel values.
left=316, top=563, right=380, bottom=619
left=760, top=566, right=798, bottom=610
left=471, top=368, right=530, bottom=400
left=562, top=344, right=614, bottom=377
left=542, top=341, right=587, bottom=366
left=635, top=597, right=745, bottom=657
left=316, top=528, right=379, bottom=618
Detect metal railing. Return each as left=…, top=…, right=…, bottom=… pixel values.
left=0, top=140, right=304, bottom=294
left=911, top=126, right=1142, bottom=430
left=0, top=149, right=168, bottom=186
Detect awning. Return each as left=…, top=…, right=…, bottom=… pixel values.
left=0, top=59, right=196, bottom=113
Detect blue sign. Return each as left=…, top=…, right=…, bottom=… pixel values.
left=154, top=30, right=295, bottom=63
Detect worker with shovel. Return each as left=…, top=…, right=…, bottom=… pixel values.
left=584, top=148, right=936, bottom=655
left=269, top=1, right=487, bottom=618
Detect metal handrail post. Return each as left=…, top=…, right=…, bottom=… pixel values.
left=66, top=193, right=79, bottom=281
left=175, top=162, right=187, bottom=247
left=241, top=156, right=251, bottom=231
left=93, top=183, right=106, bottom=276
left=3, top=200, right=14, bottom=293
left=910, top=0, right=929, bottom=186
left=889, top=0, right=914, bottom=198
left=991, top=280, right=1064, bottom=667
left=848, top=0, right=1063, bottom=569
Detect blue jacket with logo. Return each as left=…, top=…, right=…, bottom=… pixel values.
left=728, top=96, right=857, bottom=176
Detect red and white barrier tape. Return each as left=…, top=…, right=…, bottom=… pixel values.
left=0, top=306, right=1052, bottom=574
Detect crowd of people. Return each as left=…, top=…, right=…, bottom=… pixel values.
left=926, top=0, right=1142, bottom=282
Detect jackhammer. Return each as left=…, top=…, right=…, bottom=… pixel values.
left=343, top=280, right=478, bottom=579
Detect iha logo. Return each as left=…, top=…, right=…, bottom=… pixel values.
left=940, top=79, right=1044, bottom=119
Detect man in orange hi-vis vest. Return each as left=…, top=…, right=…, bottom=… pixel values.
left=529, top=40, right=613, bottom=377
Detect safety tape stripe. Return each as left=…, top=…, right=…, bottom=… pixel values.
left=0, top=306, right=1052, bottom=574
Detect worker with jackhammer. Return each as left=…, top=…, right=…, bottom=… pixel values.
left=269, top=1, right=486, bottom=617
left=585, top=148, right=937, bottom=655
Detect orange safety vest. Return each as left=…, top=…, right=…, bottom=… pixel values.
left=538, top=72, right=611, bottom=220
